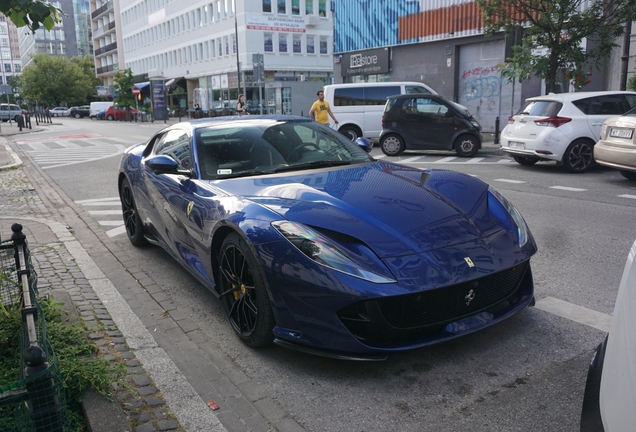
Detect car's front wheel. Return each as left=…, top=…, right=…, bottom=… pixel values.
left=620, top=170, right=636, bottom=180
left=513, top=156, right=539, bottom=166
left=563, top=139, right=595, bottom=173
left=107, top=115, right=114, bottom=121
left=380, top=134, right=405, bottom=156
left=218, top=232, right=275, bottom=347
left=455, top=135, right=479, bottom=157
left=119, top=178, right=148, bottom=246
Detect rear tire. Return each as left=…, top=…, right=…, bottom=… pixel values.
left=513, top=156, right=539, bottom=166
left=563, top=139, right=595, bottom=173
left=380, top=134, right=405, bottom=156
left=455, top=135, right=479, bottom=157
left=74, top=113, right=81, bottom=118
left=620, top=170, right=636, bottom=180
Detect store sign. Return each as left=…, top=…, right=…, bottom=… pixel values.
left=246, top=13, right=306, bottom=33
left=341, top=48, right=390, bottom=77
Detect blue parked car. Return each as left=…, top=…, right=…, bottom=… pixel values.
left=117, top=115, right=537, bottom=360
left=96, top=109, right=107, bottom=120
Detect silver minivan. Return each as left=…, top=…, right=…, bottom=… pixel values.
left=0, top=103, right=23, bottom=122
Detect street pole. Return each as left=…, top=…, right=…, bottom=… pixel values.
left=234, top=0, right=241, bottom=100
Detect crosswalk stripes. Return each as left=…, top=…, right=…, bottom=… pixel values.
left=76, top=197, right=125, bottom=238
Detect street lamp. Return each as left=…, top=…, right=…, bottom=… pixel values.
left=234, top=0, right=241, bottom=100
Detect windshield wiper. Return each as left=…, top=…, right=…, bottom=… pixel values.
left=273, top=160, right=352, bottom=172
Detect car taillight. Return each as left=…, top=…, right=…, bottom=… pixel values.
left=534, top=116, right=572, bottom=127
left=508, top=116, right=515, bottom=124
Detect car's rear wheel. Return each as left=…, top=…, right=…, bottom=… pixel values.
left=119, top=178, right=148, bottom=246
left=74, top=113, right=81, bottom=118
left=107, top=115, right=114, bottom=121
left=338, top=125, right=361, bottom=141
left=513, top=156, right=539, bottom=166
left=563, top=139, right=595, bottom=173
left=218, top=232, right=275, bottom=347
left=455, top=135, right=479, bottom=157
left=620, top=170, right=636, bottom=180
left=380, top=134, right=405, bottom=156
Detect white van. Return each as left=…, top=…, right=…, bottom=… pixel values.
left=323, top=82, right=439, bottom=140
left=89, top=101, right=113, bottom=118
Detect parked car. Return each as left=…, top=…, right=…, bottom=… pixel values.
left=501, top=91, right=636, bottom=173
left=49, top=107, right=70, bottom=117
left=90, top=101, right=113, bottom=118
left=95, top=109, right=107, bottom=120
left=0, top=103, right=24, bottom=122
left=118, top=115, right=537, bottom=359
left=104, top=105, right=139, bottom=120
left=379, top=93, right=482, bottom=157
left=593, top=106, right=636, bottom=180
left=580, top=237, right=636, bottom=431
left=69, top=105, right=90, bottom=118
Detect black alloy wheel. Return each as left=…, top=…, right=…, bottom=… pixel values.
left=119, top=178, right=148, bottom=246
left=563, top=139, right=595, bottom=173
left=513, top=155, right=539, bottom=166
left=218, top=233, right=275, bottom=347
left=455, top=135, right=479, bottom=157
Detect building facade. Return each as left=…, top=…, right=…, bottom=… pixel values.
left=119, top=0, right=335, bottom=115
left=0, top=15, right=22, bottom=93
left=332, top=0, right=636, bottom=133
left=90, top=0, right=125, bottom=95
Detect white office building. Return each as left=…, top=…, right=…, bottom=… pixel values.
left=119, top=0, right=335, bottom=115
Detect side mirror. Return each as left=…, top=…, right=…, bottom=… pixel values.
left=355, top=137, right=374, bottom=153
left=144, top=155, right=187, bottom=175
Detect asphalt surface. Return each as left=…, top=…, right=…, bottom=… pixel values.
left=0, top=117, right=502, bottom=432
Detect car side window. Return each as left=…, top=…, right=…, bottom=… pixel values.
left=405, top=85, right=432, bottom=94
left=624, top=95, right=636, bottom=111
left=581, top=95, right=626, bottom=115
left=404, top=98, right=448, bottom=116
left=154, top=130, right=191, bottom=170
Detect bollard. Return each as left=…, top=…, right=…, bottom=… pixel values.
left=26, top=113, right=32, bottom=129
left=494, top=116, right=500, bottom=145
left=17, top=114, right=24, bottom=131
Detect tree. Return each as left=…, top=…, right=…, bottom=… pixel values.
left=71, top=55, right=102, bottom=95
left=476, top=0, right=636, bottom=93
left=18, top=54, right=95, bottom=107
left=113, top=69, right=136, bottom=121
left=1, top=1, right=64, bottom=32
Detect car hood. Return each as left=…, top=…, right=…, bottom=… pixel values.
left=213, top=161, right=498, bottom=258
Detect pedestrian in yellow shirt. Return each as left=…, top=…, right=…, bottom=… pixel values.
left=309, top=90, right=338, bottom=126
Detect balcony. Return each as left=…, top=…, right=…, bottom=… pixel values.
left=92, top=21, right=115, bottom=38
left=95, top=41, right=117, bottom=56
left=96, top=63, right=118, bottom=75
left=91, top=0, right=113, bottom=20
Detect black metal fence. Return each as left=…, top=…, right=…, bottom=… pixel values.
left=0, top=224, right=70, bottom=432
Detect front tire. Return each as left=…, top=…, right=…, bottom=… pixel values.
left=107, top=115, right=114, bottom=121
left=380, top=134, right=405, bottom=156
left=119, top=178, right=148, bottom=246
left=563, top=139, right=594, bottom=173
left=218, top=232, right=275, bottom=347
left=455, top=135, right=479, bottom=157
left=338, top=125, right=361, bottom=141
left=513, top=156, right=539, bottom=166
left=620, top=170, right=636, bottom=180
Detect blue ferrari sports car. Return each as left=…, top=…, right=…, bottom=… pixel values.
left=118, top=115, right=537, bottom=360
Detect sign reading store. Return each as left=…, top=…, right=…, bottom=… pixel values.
left=341, top=48, right=390, bottom=78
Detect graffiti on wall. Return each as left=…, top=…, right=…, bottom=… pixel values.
left=461, top=65, right=502, bottom=102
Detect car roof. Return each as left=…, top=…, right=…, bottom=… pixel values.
left=526, top=91, right=636, bottom=102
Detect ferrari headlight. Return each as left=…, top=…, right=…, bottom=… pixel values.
left=272, top=221, right=396, bottom=283
left=488, top=186, right=529, bottom=247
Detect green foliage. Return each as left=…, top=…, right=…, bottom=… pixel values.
left=0, top=297, right=126, bottom=431
left=476, top=0, right=636, bottom=93
left=71, top=55, right=102, bottom=92
left=18, top=54, right=96, bottom=107
left=113, top=68, right=137, bottom=115
left=1, top=0, right=65, bottom=32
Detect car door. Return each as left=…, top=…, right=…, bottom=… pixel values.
left=578, top=94, right=628, bottom=140
left=142, top=129, right=196, bottom=260
left=401, top=97, right=455, bottom=148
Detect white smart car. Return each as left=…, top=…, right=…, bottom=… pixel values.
left=580, top=238, right=636, bottom=431
left=501, top=91, right=636, bottom=173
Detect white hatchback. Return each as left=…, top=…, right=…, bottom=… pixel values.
left=501, top=91, right=636, bottom=172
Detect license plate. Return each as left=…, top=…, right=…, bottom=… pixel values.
left=508, top=141, right=525, bottom=150
left=609, top=128, right=634, bottom=139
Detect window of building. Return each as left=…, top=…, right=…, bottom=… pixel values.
left=231, top=33, right=236, bottom=54
left=319, top=36, right=328, bottom=54
left=292, top=0, right=300, bottom=15
left=306, top=35, right=314, bottom=54
left=264, top=32, right=273, bottom=52
left=306, top=0, right=313, bottom=14
left=218, top=38, right=222, bottom=56
left=279, top=33, right=287, bottom=53
left=263, top=0, right=271, bottom=13
left=14, top=64, right=21, bottom=73
left=224, top=36, right=229, bottom=55
left=278, top=0, right=285, bottom=14
left=211, top=39, right=216, bottom=57
left=0, top=39, right=7, bottom=48
left=319, top=0, right=326, bottom=16
left=4, top=63, right=10, bottom=72
left=293, top=34, right=301, bottom=53
left=2, top=51, right=9, bottom=60
left=0, top=26, right=7, bottom=35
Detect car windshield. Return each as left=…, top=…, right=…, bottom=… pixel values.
left=516, top=100, right=562, bottom=116
left=195, top=120, right=373, bottom=180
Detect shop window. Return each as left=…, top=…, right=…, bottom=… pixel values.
left=264, top=33, right=273, bottom=52
left=279, top=33, right=287, bottom=53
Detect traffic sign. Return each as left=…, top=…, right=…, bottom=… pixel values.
left=132, top=87, right=140, bottom=95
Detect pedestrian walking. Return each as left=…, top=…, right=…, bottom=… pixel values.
left=236, top=94, right=249, bottom=115
left=309, top=90, right=338, bottom=127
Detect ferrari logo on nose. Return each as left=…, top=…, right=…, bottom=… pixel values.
left=187, top=201, right=194, bottom=216
left=465, top=289, right=475, bottom=306
left=464, top=257, right=475, bottom=267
